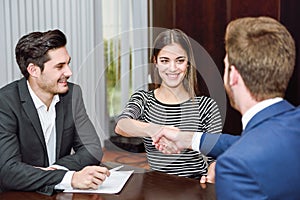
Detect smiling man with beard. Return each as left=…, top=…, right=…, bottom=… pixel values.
left=0, top=29, right=109, bottom=195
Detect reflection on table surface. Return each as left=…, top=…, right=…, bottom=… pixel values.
left=0, top=171, right=216, bottom=200
left=0, top=164, right=216, bottom=200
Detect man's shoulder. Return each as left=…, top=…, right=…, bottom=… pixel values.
left=60, top=82, right=80, bottom=97
left=220, top=109, right=300, bottom=160
left=270, top=100, right=300, bottom=119
left=259, top=104, right=300, bottom=132
left=0, top=79, right=23, bottom=98
left=66, top=81, right=77, bottom=89
left=277, top=104, right=300, bottom=119
left=0, top=79, right=20, bottom=90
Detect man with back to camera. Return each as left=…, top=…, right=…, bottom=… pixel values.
left=0, top=29, right=109, bottom=195
left=152, top=16, right=300, bottom=199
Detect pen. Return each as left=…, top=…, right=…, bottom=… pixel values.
left=109, top=165, right=124, bottom=172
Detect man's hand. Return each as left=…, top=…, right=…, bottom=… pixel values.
left=71, top=166, right=110, bottom=190
left=152, top=127, right=194, bottom=154
left=200, top=161, right=216, bottom=188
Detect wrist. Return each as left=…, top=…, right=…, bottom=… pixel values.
left=146, top=123, right=163, bottom=137
left=71, top=171, right=78, bottom=188
left=183, top=132, right=194, bottom=149
left=191, top=132, right=203, bottom=151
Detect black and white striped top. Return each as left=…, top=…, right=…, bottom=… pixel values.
left=117, top=90, right=222, bottom=179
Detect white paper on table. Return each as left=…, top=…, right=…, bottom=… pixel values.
left=63, top=170, right=134, bottom=194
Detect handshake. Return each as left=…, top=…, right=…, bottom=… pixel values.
left=151, top=126, right=215, bottom=185
left=151, top=126, right=194, bottom=154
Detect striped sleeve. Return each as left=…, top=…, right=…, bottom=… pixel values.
left=197, top=96, right=223, bottom=165
left=199, top=96, right=223, bottom=133
left=116, top=90, right=147, bottom=121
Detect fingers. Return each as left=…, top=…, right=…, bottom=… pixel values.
left=199, top=175, right=215, bottom=189
left=200, top=175, right=207, bottom=184
left=89, top=167, right=110, bottom=189
left=152, top=125, right=179, bottom=143
left=72, top=166, right=110, bottom=189
left=152, top=126, right=181, bottom=154
left=205, top=175, right=215, bottom=184
left=152, top=132, right=163, bottom=144
left=153, top=136, right=181, bottom=154
left=199, top=176, right=207, bottom=189
left=200, top=175, right=214, bottom=183
left=206, top=161, right=216, bottom=184
left=160, top=137, right=181, bottom=154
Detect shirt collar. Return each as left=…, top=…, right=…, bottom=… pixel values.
left=242, top=97, right=283, bottom=130
left=27, top=81, right=60, bottom=109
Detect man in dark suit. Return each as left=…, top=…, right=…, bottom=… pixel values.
left=0, top=29, right=109, bottom=195
left=152, top=16, right=300, bottom=199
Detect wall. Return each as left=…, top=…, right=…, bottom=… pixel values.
left=151, top=0, right=299, bottom=134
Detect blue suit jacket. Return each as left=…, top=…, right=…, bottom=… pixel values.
left=0, top=78, right=102, bottom=195
left=200, top=100, right=300, bottom=199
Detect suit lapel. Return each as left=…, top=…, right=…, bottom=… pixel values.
left=55, top=98, right=64, bottom=160
left=244, top=100, right=295, bottom=133
left=18, top=78, right=48, bottom=154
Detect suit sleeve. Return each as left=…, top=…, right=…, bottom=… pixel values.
left=54, top=84, right=103, bottom=170
left=200, top=133, right=240, bottom=158
left=215, top=153, right=266, bottom=199
left=0, top=96, right=66, bottom=195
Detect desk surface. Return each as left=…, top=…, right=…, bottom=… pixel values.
left=0, top=170, right=216, bottom=200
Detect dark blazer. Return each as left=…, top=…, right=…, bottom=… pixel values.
left=0, top=78, right=102, bottom=195
left=200, top=100, right=300, bottom=199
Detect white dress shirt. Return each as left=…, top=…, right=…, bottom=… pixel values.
left=192, top=97, right=283, bottom=151
left=27, top=81, right=74, bottom=189
left=241, top=97, right=283, bottom=130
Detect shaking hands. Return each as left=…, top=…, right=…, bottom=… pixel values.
left=151, top=127, right=215, bottom=185
left=152, top=126, right=194, bottom=154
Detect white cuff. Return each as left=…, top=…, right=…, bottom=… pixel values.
left=55, top=171, right=75, bottom=190
left=50, top=164, right=69, bottom=171
left=191, top=132, right=203, bottom=151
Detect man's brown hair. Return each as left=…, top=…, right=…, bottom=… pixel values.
left=225, top=16, right=295, bottom=101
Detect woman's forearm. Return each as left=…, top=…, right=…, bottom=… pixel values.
left=115, top=118, right=162, bottom=137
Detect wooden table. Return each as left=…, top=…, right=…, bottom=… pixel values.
left=0, top=169, right=216, bottom=200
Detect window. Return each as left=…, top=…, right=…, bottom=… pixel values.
left=103, top=0, right=149, bottom=118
